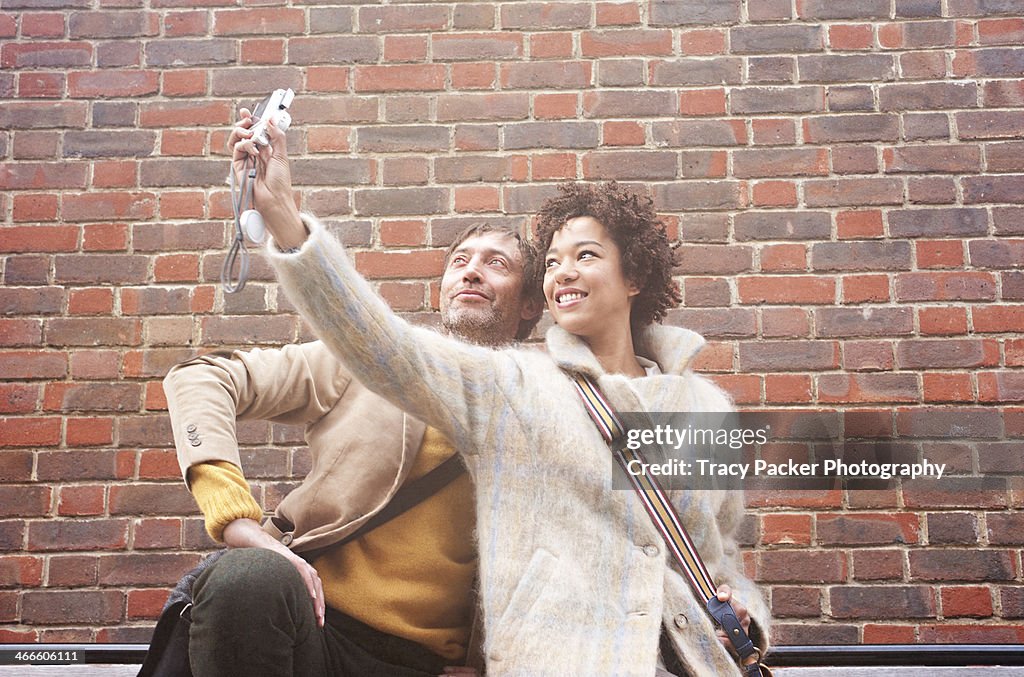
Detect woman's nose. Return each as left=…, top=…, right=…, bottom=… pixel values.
left=552, top=259, right=577, bottom=283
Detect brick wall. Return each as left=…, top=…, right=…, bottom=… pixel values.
left=1, top=0, right=1022, bottom=646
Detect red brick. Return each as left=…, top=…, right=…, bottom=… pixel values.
left=761, top=513, right=812, bottom=546
left=57, top=485, right=105, bottom=516
left=756, top=550, right=847, bottom=583
left=842, top=274, right=890, bottom=303
left=83, top=223, right=129, bottom=251
left=738, top=276, right=835, bottom=304
left=752, top=180, right=797, bottom=207
left=765, top=375, right=813, bottom=403
left=919, top=306, right=968, bottom=335
left=1007, top=338, right=1024, bottom=367
left=709, top=374, right=761, bottom=404
left=600, top=121, right=643, bottom=147
left=0, top=417, right=61, bottom=447
left=68, top=70, right=158, bottom=98
left=679, top=88, right=727, bottom=116
left=535, top=93, right=577, bottom=119
left=916, top=240, right=964, bottom=269
left=22, top=590, right=123, bottom=625
left=760, top=244, right=806, bottom=272
left=895, top=272, right=997, bottom=302
left=941, top=586, right=994, bottom=617
left=353, top=249, right=446, bottom=280
left=454, top=186, right=499, bottom=213
left=851, top=549, right=905, bottom=581
left=433, top=33, right=523, bottom=62
left=212, top=8, right=304, bottom=35
left=978, top=371, right=1024, bottom=402
left=13, top=193, right=60, bottom=222
left=829, top=24, right=874, bottom=50
left=162, top=69, right=207, bottom=97
left=0, top=226, right=79, bottom=253
left=0, top=385, right=38, bottom=416
left=92, top=160, right=137, bottom=189
left=581, top=29, right=673, bottom=57
left=863, top=624, right=917, bottom=644
left=596, top=1, right=641, bottom=25
left=384, top=35, right=428, bottom=62
left=919, top=624, right=1024, bottom=643
left=680, top=28, right=726, bottom=55
left=531, top=33, right=573, bottom=59
left=66, top=417, right=114, bottom=446
left=0, top=555, right=44, bottom=588
left=379, top=281, right=426, bottom=312
left=531, top=153, right=577, bottom=180
left=832, top=586, right=935, bottom=620
left=451, top=63, right=495, bottom=90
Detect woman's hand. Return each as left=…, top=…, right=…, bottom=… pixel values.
left=714, top=584, right=757, bottom=665
left=228, top=108, right=307, bottom=250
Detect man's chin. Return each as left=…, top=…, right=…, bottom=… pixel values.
left=442, top=310, right=511, bottom=345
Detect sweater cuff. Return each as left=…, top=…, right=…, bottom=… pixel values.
left=187, top=461, right=264, bottom=542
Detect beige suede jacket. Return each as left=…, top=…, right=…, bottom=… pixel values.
left=163, top=341, right=427, bottom=554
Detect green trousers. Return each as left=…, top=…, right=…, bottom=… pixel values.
left=188, top=548, right=448, bottom=677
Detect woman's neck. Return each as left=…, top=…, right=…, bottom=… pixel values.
left=586, top=326, right=645, bottom=378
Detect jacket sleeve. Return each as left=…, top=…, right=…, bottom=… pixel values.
left=265, top=214, right=506, bottom=457
left=163, top=340, right=352, bottom=483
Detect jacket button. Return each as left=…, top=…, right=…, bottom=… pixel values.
left=190, top=439, right=202, bottom=447
left=186, top=424, right=197, bottom=433
left=281, top=533, right=293, bottom=546
left=643, top=544, right=659, bottom=557
left=674, top=613, right=688, bottom=628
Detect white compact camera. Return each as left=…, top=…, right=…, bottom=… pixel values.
left=249, top=88, right=294, bottom=146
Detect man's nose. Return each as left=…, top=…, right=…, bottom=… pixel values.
left=462, top=256, right=484, bottom=281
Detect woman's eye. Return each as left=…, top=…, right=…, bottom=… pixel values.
left=579, top=250, right=596, bottom=260
left=544, top=259, right=557, bottom=268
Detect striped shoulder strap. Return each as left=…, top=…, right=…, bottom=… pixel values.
left=567, top=371, right=766, bottom=677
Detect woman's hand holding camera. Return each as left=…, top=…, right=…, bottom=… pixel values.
left=229, top=108, right=308, bottom=251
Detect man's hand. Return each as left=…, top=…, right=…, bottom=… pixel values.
left=714, top=584, right=757, bottom=666
left=221, top=518, right=326, bottom=628
left=228, top=109, right=307, bottom=250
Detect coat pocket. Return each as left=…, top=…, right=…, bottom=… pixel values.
left=487, top=547, right=560, bottom=663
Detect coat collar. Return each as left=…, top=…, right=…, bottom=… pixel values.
left=545, top=323, right=705, bottom=378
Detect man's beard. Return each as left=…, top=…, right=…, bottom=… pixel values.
left=441, top=304, right=510, bottom=346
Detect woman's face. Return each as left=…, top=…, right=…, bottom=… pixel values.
left=543, top=216, right=638, bottom=341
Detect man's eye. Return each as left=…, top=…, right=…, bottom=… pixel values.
left=490, top=258, right=507, bottom=268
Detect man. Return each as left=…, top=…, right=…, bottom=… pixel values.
left=163, top=217, right=542, bottom=676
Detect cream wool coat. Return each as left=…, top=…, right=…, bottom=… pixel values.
left=268, top=216, right=770, bottom=677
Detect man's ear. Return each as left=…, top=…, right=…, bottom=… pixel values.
left=521, top=296, right=544, bottom=321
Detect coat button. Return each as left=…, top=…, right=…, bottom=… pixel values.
left=186, top=424, right=197, bottom=433
left=190, top=439, right=202, bottom=447
left=281, top=533, right=293, bottom=546
left=643, top=544, right=659, bottom=557
left=674, top=613, right=688, bottom=628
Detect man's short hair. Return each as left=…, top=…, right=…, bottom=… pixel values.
left=534, top=181, right=681, bottom=330
left=443, top=223, right=543, bottom=341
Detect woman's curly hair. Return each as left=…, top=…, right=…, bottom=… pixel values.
left=534, top=181, right=681, bottom=330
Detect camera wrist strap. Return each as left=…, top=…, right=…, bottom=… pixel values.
left=567, top=371, right=766, bottom=677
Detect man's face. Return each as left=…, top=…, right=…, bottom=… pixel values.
left=440, top=231, right=535, bottom=346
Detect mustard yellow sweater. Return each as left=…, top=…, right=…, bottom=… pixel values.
left=188, top=426, right=476, bottom=661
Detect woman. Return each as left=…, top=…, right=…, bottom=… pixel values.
left=240, top=117, right=769, bottom=676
